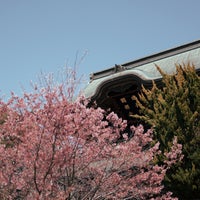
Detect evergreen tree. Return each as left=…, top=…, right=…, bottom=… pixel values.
left=132, top=64, right=200, bottom=200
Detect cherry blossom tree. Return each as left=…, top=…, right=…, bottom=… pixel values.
left=0, top=85, right=182, bottom=199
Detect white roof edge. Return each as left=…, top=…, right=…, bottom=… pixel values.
left=84, top=42, right=200, bottom=98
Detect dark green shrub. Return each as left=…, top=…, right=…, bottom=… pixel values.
left=132, top=64, right=200, bottom=199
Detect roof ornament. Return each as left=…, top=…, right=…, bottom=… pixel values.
left=114, top=64, right=126, bottom=73
left=89, top=73, right=94, bottom=82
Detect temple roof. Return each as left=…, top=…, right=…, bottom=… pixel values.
left=84, top=40, right=200, bottom=100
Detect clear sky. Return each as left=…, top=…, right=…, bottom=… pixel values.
left=1, top=0, right=200, bottom=98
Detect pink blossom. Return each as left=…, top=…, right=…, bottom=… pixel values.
left=0, top=84, right=182, bottom=199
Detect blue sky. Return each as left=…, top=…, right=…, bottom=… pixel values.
left=1, top=0, right=200, bottom=98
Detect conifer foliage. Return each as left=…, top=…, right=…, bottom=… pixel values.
left=132, top=64, right=200, bottom=199
left=0, top=83, right=182, bottom=199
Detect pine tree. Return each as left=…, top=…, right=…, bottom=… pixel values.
left=132, top=64, right=200, bottom=200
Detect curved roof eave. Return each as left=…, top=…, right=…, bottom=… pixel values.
left=83, top=70, right=155, bottom=98
left=84, top=40, right=200, bottom=99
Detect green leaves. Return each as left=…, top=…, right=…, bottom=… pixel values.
left=132, top=64, right=200, bottom=200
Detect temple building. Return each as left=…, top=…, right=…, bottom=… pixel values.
left=84, top=40, right=200, bottom=124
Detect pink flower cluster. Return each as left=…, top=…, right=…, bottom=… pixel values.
left=0, top=88, right=182, bottom=199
